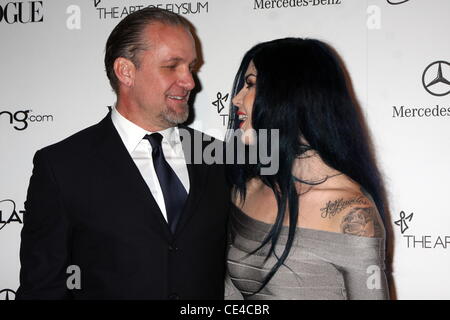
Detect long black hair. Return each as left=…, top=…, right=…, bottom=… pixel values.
left=226, top=38, right=388, bottom=295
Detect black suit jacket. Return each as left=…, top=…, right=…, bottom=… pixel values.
left=16, top=114, right=230, bottom=300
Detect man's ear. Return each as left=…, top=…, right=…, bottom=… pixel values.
left=113, top=57, right=136, bottom=88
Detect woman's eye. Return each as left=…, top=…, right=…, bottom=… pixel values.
left=244, top=74, right=256, bottom=88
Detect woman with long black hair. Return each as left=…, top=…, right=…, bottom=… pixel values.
left=225, top=38, right=390, bottom=300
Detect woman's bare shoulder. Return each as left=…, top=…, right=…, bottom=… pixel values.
left=299, top=186, right=385, bottom=238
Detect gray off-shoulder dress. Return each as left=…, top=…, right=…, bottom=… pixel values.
left=225, top=205, right=389, bottom=300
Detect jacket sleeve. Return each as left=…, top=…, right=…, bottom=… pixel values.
left=15, top=149, right=72, bottom=300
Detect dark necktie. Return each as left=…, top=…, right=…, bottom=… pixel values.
left=144, top=133, right=187, bottom=233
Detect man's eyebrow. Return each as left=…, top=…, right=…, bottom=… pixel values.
left=162, top=57, right=183, bottom=63
left=162, top=57, right=198, bottom=65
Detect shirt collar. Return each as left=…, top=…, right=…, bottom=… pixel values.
left=111, top=106, right=181, bottom=154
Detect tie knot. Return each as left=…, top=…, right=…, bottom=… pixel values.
left=144, top=133, right=163, bottom=149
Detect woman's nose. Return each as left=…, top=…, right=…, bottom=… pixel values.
left=232, top=90, right=243, bottom=107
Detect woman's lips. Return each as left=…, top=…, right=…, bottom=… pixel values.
left=237, top=111, right=248, bottom=128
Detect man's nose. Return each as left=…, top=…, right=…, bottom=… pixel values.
left=179, top=70, right=195, bottom=91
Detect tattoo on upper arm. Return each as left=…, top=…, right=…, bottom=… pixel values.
left=320, top=196, right=370, bottom=219
left=340, top=207, right=383, bottom=238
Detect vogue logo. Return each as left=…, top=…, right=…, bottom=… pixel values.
left=0, top=199, right=25, bottom=231
left=0, top=1, right=44, bottom=24
left=0, top=109, right=54, bottom=131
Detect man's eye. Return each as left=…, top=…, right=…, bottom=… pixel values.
left=163, top=65, right=177, bottom=69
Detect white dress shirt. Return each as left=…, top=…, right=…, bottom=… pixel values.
left=111, top=107, right=190, bottom=222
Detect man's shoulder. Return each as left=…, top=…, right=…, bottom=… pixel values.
left=39, top=114, right=110, bottom=158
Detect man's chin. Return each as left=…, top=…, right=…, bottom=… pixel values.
left=163, top=108, right=189, bottom=125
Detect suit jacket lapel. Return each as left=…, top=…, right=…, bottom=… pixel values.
left=174, top=126, right=209, bottom=236
left=93, top=114, right=172, bottom=241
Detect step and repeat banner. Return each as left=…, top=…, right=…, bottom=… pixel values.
left=1, top=0, right=449, bottom=300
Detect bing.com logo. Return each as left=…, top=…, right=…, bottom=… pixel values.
left=0, top=109, right=54, bottom=131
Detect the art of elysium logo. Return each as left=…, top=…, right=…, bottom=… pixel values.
left=212, top=91, right=229, bottom=126
left=0, top=199, right=25, bottom=231
left=395, top=211, right=450, bottom=249
left=422, top=61, right=450, bottom=97
left=394, top=211, right=413, bottom=234
left=93, top=0, right=208, bottom=19
left=0, top=289, right=16, bottom=300
left=0, top=1, right=43, bottom=24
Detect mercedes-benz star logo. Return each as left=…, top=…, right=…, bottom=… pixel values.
left=0, top=289, right=16, bottom=300
left=422, top=61, right=450, bottom=96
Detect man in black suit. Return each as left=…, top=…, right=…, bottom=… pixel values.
left=16, top=8, right=230, bottom=300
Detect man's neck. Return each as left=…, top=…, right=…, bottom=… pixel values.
left=115, top=102, right=171, bottom=132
